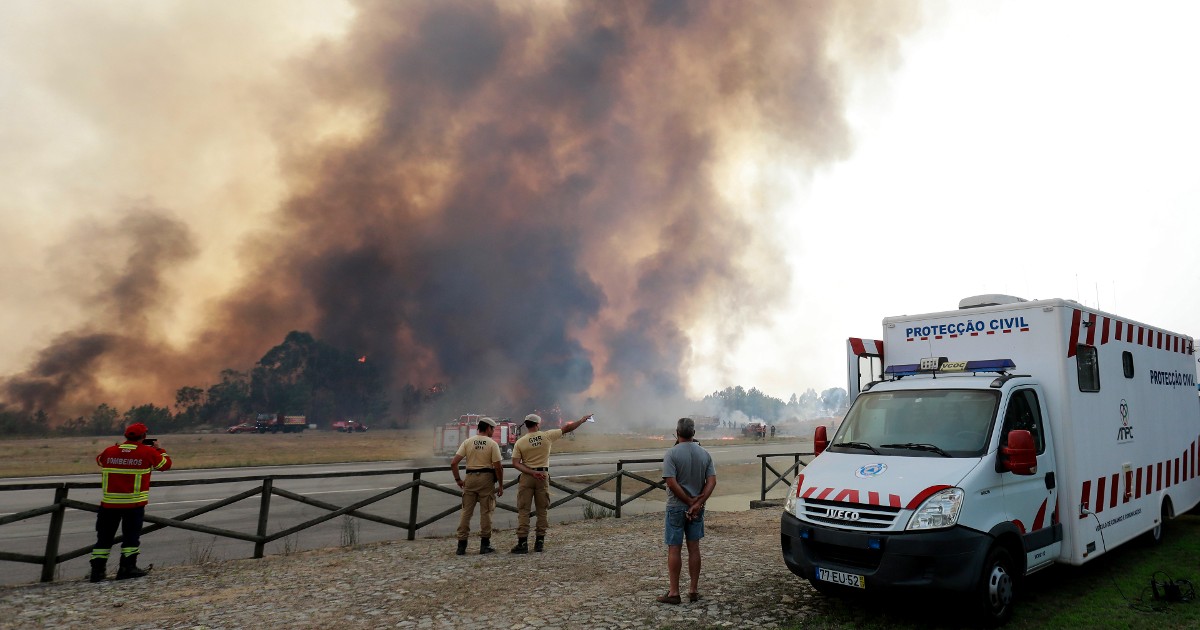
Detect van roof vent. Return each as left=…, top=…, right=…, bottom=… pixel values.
left=958, top=294, right=1028, bottom=310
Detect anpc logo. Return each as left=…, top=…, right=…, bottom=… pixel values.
left=1117, top=399, right=1134, bottom=443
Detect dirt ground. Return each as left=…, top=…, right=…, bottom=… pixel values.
left=0, top=429, right=806, bottom=478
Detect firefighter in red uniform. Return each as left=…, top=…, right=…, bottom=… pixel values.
left=89, top=422, right=171, bottom=582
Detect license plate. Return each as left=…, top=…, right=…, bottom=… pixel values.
left=816, top=567, right=866, bottom=589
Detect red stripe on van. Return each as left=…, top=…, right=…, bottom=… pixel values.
left=888, top=494, right=902, bottom=508
left=1033, top=498, right=1048, bottom=530
left=816, top=488, right=834, bottom=500
left=1068, top=310, right=1082, bottom=357
left=801, top=487, right=817, bottom=499
left=1115, top=320, right=1124, bottom=341
left=1135, top=467, right=1143, bottom=499
left=1080, top=480, right=1091, bottom=517
left=1176, top=458, right=1181, bottom=485
left=1157, top=462, right=1163, bottom=491
left=834, top=489, right=860, bottom=504
left=1101, top=318, right=1110, bottom=344
left=868, top=491, right=880, bottom=506
left=904, top=485, right=951, bottom=510
left=1086, top=314, right=1098, bottom=345
left=1110, top=473, right=1119, bottom=508
left=1146, top=464, right=1153, bottom=495
left=1095, top=476, right=1107, bottom=513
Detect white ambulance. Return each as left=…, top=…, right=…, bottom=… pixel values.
left=781, top=295, right=1200, bottom=624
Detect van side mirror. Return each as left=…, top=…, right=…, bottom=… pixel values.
left=814, top=425, right=828, bottom=456
left=1000, top=429, right=1037, bottom=475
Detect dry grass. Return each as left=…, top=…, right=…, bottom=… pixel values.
left=0, top=429, right=806, bottom=478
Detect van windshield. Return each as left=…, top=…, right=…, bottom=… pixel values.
left=831, top=389, right=999, bottom=457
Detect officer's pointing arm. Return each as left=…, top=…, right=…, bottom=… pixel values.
left=562, top=414, right=591, bottom=434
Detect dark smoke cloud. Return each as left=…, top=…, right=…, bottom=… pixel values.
left=2, top=208, right=196, bottom=414
left=2, top=0, right=919, bottom=421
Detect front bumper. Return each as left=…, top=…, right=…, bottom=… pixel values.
left=780, top=510, right=991, bottom=592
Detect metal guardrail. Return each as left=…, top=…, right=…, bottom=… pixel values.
left=0, top=458, right=665, bottom=583
left=757, top=452, right=813, bottom=501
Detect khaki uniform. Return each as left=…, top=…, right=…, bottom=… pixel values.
left=512, top=428, right=563, bottom=537
left=455, top=434, right=502, bottom=540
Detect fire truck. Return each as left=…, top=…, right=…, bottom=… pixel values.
left=254, top=413, right=307, bottom=433
left=434, top=414, right=519, bottom=459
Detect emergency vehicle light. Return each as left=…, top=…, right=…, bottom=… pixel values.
left=884, top=363, right=922, bottom=377
left=883, top=359, right=1016, bottom=378
left=963, top=359, right=1016, bottom=373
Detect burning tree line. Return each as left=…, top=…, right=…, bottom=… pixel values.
left=0, top=331, right=412, bottom=437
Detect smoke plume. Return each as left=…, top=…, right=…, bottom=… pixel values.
left=0, top=1, right=918, bottom=421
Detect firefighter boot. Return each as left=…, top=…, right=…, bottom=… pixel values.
left=115, top=554, right=149, bottom=580
left=534, top=536, right=545, bottom=553
left=510, top=538, right=528, bottom=554
left=89, top=559, right=107, bottom=583
left=455, top=540, right=468, bottom=556
left=480, top=538, right=496, bottom=555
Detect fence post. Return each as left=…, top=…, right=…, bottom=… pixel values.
left=760, top=456, right=767, bottom=501
left=615, top=461, right=623, bottom=518
left=40, top=486, right=68, bottom=583
left=254, top=478, right=273, bottom=558
left=407, top=471, right=421, bottom=541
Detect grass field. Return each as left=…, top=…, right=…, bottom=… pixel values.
left=0, top=429, right=804, bottom=478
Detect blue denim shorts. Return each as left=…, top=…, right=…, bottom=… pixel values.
left=664, top=507, right=704, bottom=546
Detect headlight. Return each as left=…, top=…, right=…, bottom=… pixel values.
left=905, top=487, right=964, bottom=530
left=783, top=473, right=805, bottom=515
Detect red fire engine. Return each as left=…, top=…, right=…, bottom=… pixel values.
left=434, top=414, right=519, bottom=459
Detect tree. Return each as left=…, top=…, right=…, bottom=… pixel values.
left=248, top=331, right=388, bottom=425
left=174, top=386, right=205, bottom=427
left=203, top=369, right=250, bottom=425
left=123, top=404, right=173, bottom=431
left=820, top=387, right=847, bottom=413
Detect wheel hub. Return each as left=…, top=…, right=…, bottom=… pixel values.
left=988, top=565, right=1013, bottom=610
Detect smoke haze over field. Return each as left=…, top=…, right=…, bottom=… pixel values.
left=0, top=1, right=918, bottom=420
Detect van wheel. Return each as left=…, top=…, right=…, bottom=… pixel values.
left=977, top=546, right=1015, bottom=626
left=1146, top=501, right=1173, bottom=545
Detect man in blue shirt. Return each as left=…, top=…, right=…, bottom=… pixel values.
left=658, top=417, right=717, bottom=605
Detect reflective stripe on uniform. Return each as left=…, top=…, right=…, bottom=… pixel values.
left=121, top=547, right=139, bottom=556
left=100, top=466, right=152, bottom=504
left=91, top=549, right=111, bottom=559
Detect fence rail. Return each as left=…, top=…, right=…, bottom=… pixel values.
left=3, top=452, right=811, bottom=583
left=758, top=452, right=813, bottom=501
left=0, top=458, right=666, bottom=583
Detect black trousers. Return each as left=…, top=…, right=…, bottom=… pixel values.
left=93, top=506, right=145, bottom=558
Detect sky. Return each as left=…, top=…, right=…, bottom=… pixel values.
left=0, top=1, right=1197, bottom=419
left=703, top=0, right=1200, bottom=400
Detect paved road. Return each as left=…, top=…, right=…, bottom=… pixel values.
left=0, top=440, right=809, bottom=586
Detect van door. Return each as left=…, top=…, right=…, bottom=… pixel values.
left=999, top=386, right=1061, bottom=572
left=847, top=338, right=884, bottom=403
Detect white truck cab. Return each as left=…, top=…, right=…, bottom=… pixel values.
left=781, top=296, right=1200, bottom=625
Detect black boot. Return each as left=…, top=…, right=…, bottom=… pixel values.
left=510, top=538, right=528, bottom=554
left=115, top=554, right=149, bottom=580
left=455, top=540, right=468, bottom=556
left=480, top=538, right=496, bottom=555
left=534, top=536, right=545, bottom=553
left=89, top=558, right=107, bottom=583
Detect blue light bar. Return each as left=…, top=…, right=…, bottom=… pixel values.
left=883, top=359, right=1016, bottom=378
left=964, top=359, right=1016, bottom=373
left=884, top=363, right=922, bottom=376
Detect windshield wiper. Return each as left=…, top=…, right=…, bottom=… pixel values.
left=836, top=441, right=880, bottom=454
left=880, top=442, right=952, bottom=457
